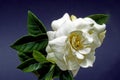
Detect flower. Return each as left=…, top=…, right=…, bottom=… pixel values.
left=46, top=13, right=106, bottom=76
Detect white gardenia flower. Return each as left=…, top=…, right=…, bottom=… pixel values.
left=46, top=13, right=106, bottom=76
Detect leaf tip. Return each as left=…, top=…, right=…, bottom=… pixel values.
left=28, top=10, right=32, bottom=14
left=10, top=43, right=15, bottom=49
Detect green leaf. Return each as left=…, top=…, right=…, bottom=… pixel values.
left=87, top=14, right=109, bottom=25
left=37, top=63, right=52, bottom=80
left=33, top=50, right=48, bottom=63
left=53, top=65, right=61, bottom=78
left=60, top=70, right=74, bottom=80
left=11, top=33, right=48, bottom=53
left=28, top=11, right=46, bottom=36
left=44, top=65, right=55, bottom=80
left=37, top=65, right=61, bottom=80
left=17, top=58, right=42, bottom=72
left=18, top=52, right=31, bottom=62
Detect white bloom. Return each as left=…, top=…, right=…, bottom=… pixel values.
left=46, top=13, right=106, bottom=76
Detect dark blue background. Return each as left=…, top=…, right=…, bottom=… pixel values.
left=0, top=0, right=120, bottom=80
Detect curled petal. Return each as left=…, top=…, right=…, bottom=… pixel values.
left=80, top=51, right=95, bottom=68
left=94, top=23, right=106, bottom=33
left=55, top=19, right=74, bottom=37
left=99, top=30, right=106, bottom=43
left=83, top=32, right=93, bottom=44
left=51, top=13, right=70, bottom=31
left=75, top=51, right=84, bottom=59
left=84, top=17, right=96, bottom=24
left=73, top=18, right=93, bottom=32
left=84, top=17, right=106, bottom=33
left=79, top=48, right=91, bottom=54
left=47, top=31, right=56, bottom=40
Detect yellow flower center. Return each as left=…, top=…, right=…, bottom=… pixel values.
left=69, top=31, right=84, bottom=51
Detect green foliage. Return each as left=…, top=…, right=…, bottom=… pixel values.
left=18, top=52, right=31, bottom=62
left=11, top=10, right=51, bottom=79
left=28, top=11, right=46, bottom=36
left=33, top=50, right=48, bottom=63
left=44, top=65, right=55, bottom=80
left=60, top=71, right=74, bottom=80
left=37, top=63, right=52, bottom=80
left=87, top=14, right=109, bottom=25
left=17, top=58, right=42, bottom=72
left=11, top=34, right=48, bottom=53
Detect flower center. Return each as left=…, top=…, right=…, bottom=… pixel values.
left=69, top=31, right=84, bottom=51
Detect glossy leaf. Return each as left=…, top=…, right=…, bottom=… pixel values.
left=17, top=58, right=42, bottom=72
left=28, top=11, right=46, bottom=36
left=37, top=63, right=52, bottom=80
left=33, top=50, right=48, bottom=63
left=11, top=33, right=48, bottom=53
left=44, top=65, right=55, bottom=80
left=87, top=14, right=109, bottom=25
left=53, top=65, right=61, bottom=78
left=60, top=70, right=74, bottom=80
left=18, top=52, right=31, bottom=62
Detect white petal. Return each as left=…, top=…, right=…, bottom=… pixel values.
left=49, top=36, right=67, bottom=60
left=65, top=53, right=79, bottom=70
left=71, top=67, right=80, bottom=77
left=91, top=33, right=102, bottom=47
left=99, top=30, right=106, bottom=43
left=73, top=18, right=93, bottom=32
left=80, top=51, right=95, bottom=68
left=47, top=31, right=56, bottom=40
left=55, top=19, right=74, bottom=37
left=67, top=59, right=79, bottom=70
left=79, top=48, right=91, bottom=54
left=64, top=53, right=80, bottom=76
left=84, top=17, right=106, bottom=33
left=94, top=23, right=106, bottom=33
left=47, top=36, right=69, bottom=70
left=73, top=18, right=83, bottom=26
left=84, top=17, right=96, bottom=24
left=83, top=32, right=93, bottom=44
left=55, top=59, right=67, bottom=70
left=73, top=18, right=88, bottom=27
left=46, top=52, right=56, bottom=63
left=46, top=45, right=52, bottom=53
left=49, top=36, right=67, bottom=52
left=75, top=52, right=84, bottom=59
left=51, top=13, right=70, bottom=31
